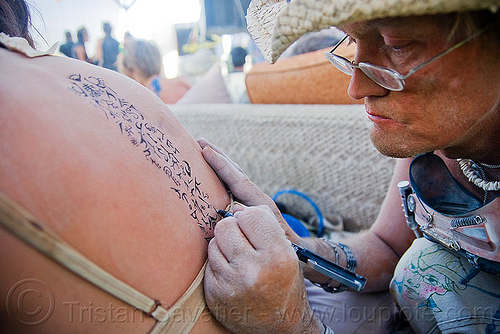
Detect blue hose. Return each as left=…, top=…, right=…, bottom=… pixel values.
left=272, top=189, right=324, bottom=237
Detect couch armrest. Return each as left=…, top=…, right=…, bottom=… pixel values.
left=245, top=45, right=361, bottom=105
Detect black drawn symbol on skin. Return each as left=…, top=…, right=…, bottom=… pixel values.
left=6, top=279, right=55, bottom=326
left=68, top=74, right=217, bottom=234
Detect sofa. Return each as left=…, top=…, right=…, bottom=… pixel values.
left=245, top=44, right=359, bottom=105
left=169, top=103, right=396, bottom=235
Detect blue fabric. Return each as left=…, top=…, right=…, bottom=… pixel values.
left=273, top=189, right=324, bottom=237
left=282, top=213, right=310, bottom=237
left=151, top=77, right=162, bottom=97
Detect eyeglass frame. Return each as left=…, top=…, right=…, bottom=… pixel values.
left=325, top=25, right=491, bottom=91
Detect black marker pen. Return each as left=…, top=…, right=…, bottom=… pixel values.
left=216, top=209, right=366, bottom=291
left=217, top=209, right=234, bottom=218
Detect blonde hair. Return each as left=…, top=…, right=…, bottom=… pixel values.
left=121, top=39, right=163, bottom=79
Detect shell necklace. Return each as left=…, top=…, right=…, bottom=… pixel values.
left=457, top=159, right=500, bottom=191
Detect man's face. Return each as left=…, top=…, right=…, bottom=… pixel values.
left=342, top=15, right=500, bottom=160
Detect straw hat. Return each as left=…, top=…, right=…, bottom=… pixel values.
left=247, top=0, right=500, bottom=63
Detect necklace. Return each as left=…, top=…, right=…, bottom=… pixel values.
left=480, top=162, right=500, bottom=169
left=458, top=159, right=500, bottom=191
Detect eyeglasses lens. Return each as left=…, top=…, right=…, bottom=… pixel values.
left=359, top=64, right=404, bottom=91
left=325, top=53, right=354, bottom=75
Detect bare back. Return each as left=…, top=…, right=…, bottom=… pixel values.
left=0, top=46, right=231, bottom=333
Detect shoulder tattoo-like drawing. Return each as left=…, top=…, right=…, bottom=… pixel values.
left=67, top=74, right=217, bottom=236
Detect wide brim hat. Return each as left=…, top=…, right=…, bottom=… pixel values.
left=247, top=0, right=500, bottom=63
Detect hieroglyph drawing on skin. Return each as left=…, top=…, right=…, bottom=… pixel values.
left=67, top=74, right=218, bottom=239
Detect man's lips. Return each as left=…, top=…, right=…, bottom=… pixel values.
left=365, top=105, right=400, bottom=124
left=366, top=109, right=393, bottom=122
left=367, top=113, right=391, bottom=121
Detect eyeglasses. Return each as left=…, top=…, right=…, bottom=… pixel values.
left=325, top=26, right=491, bottom=91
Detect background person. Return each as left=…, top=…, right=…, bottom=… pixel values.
left=74, top=26, right=91, bottom=63
left=94, top=21, right=120, bottom=71
left=229, top=46, right=247, bottom=72
left=119, top=38, right=192, bottom=104
left=59, top=30, right=76, bottom=58
left=200, top=0, right=500, bottom=333
left=224, top=46, right=249, bottom=103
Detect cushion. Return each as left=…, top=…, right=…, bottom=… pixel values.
left=245, top=43, right=361, bottom=104
left=176, top=63, right=233, bottom=104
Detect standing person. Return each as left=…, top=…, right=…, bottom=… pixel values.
left=0, top=1, right=233, bottom=333
left=74, top=26, right=91, bottom=63
left=59, top=30, right=75, bottom=58
left=224, top=46, right=249, bottom=103
left=119, top=39, right=191, bottom=104
left=199, top=0, right=500, bottom=333
left=121, top=31, right=135, bottom=51
left=229, top=46, right=247, bottom=72
left=94, top=21, right=120, bottom=71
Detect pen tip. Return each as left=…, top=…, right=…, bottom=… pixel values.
left=217, top=209, right=233, bottom=217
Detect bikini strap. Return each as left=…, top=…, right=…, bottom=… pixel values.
left=149, top=261, right=207, bottom=333
left=0, top=191, right=206, bottom=333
